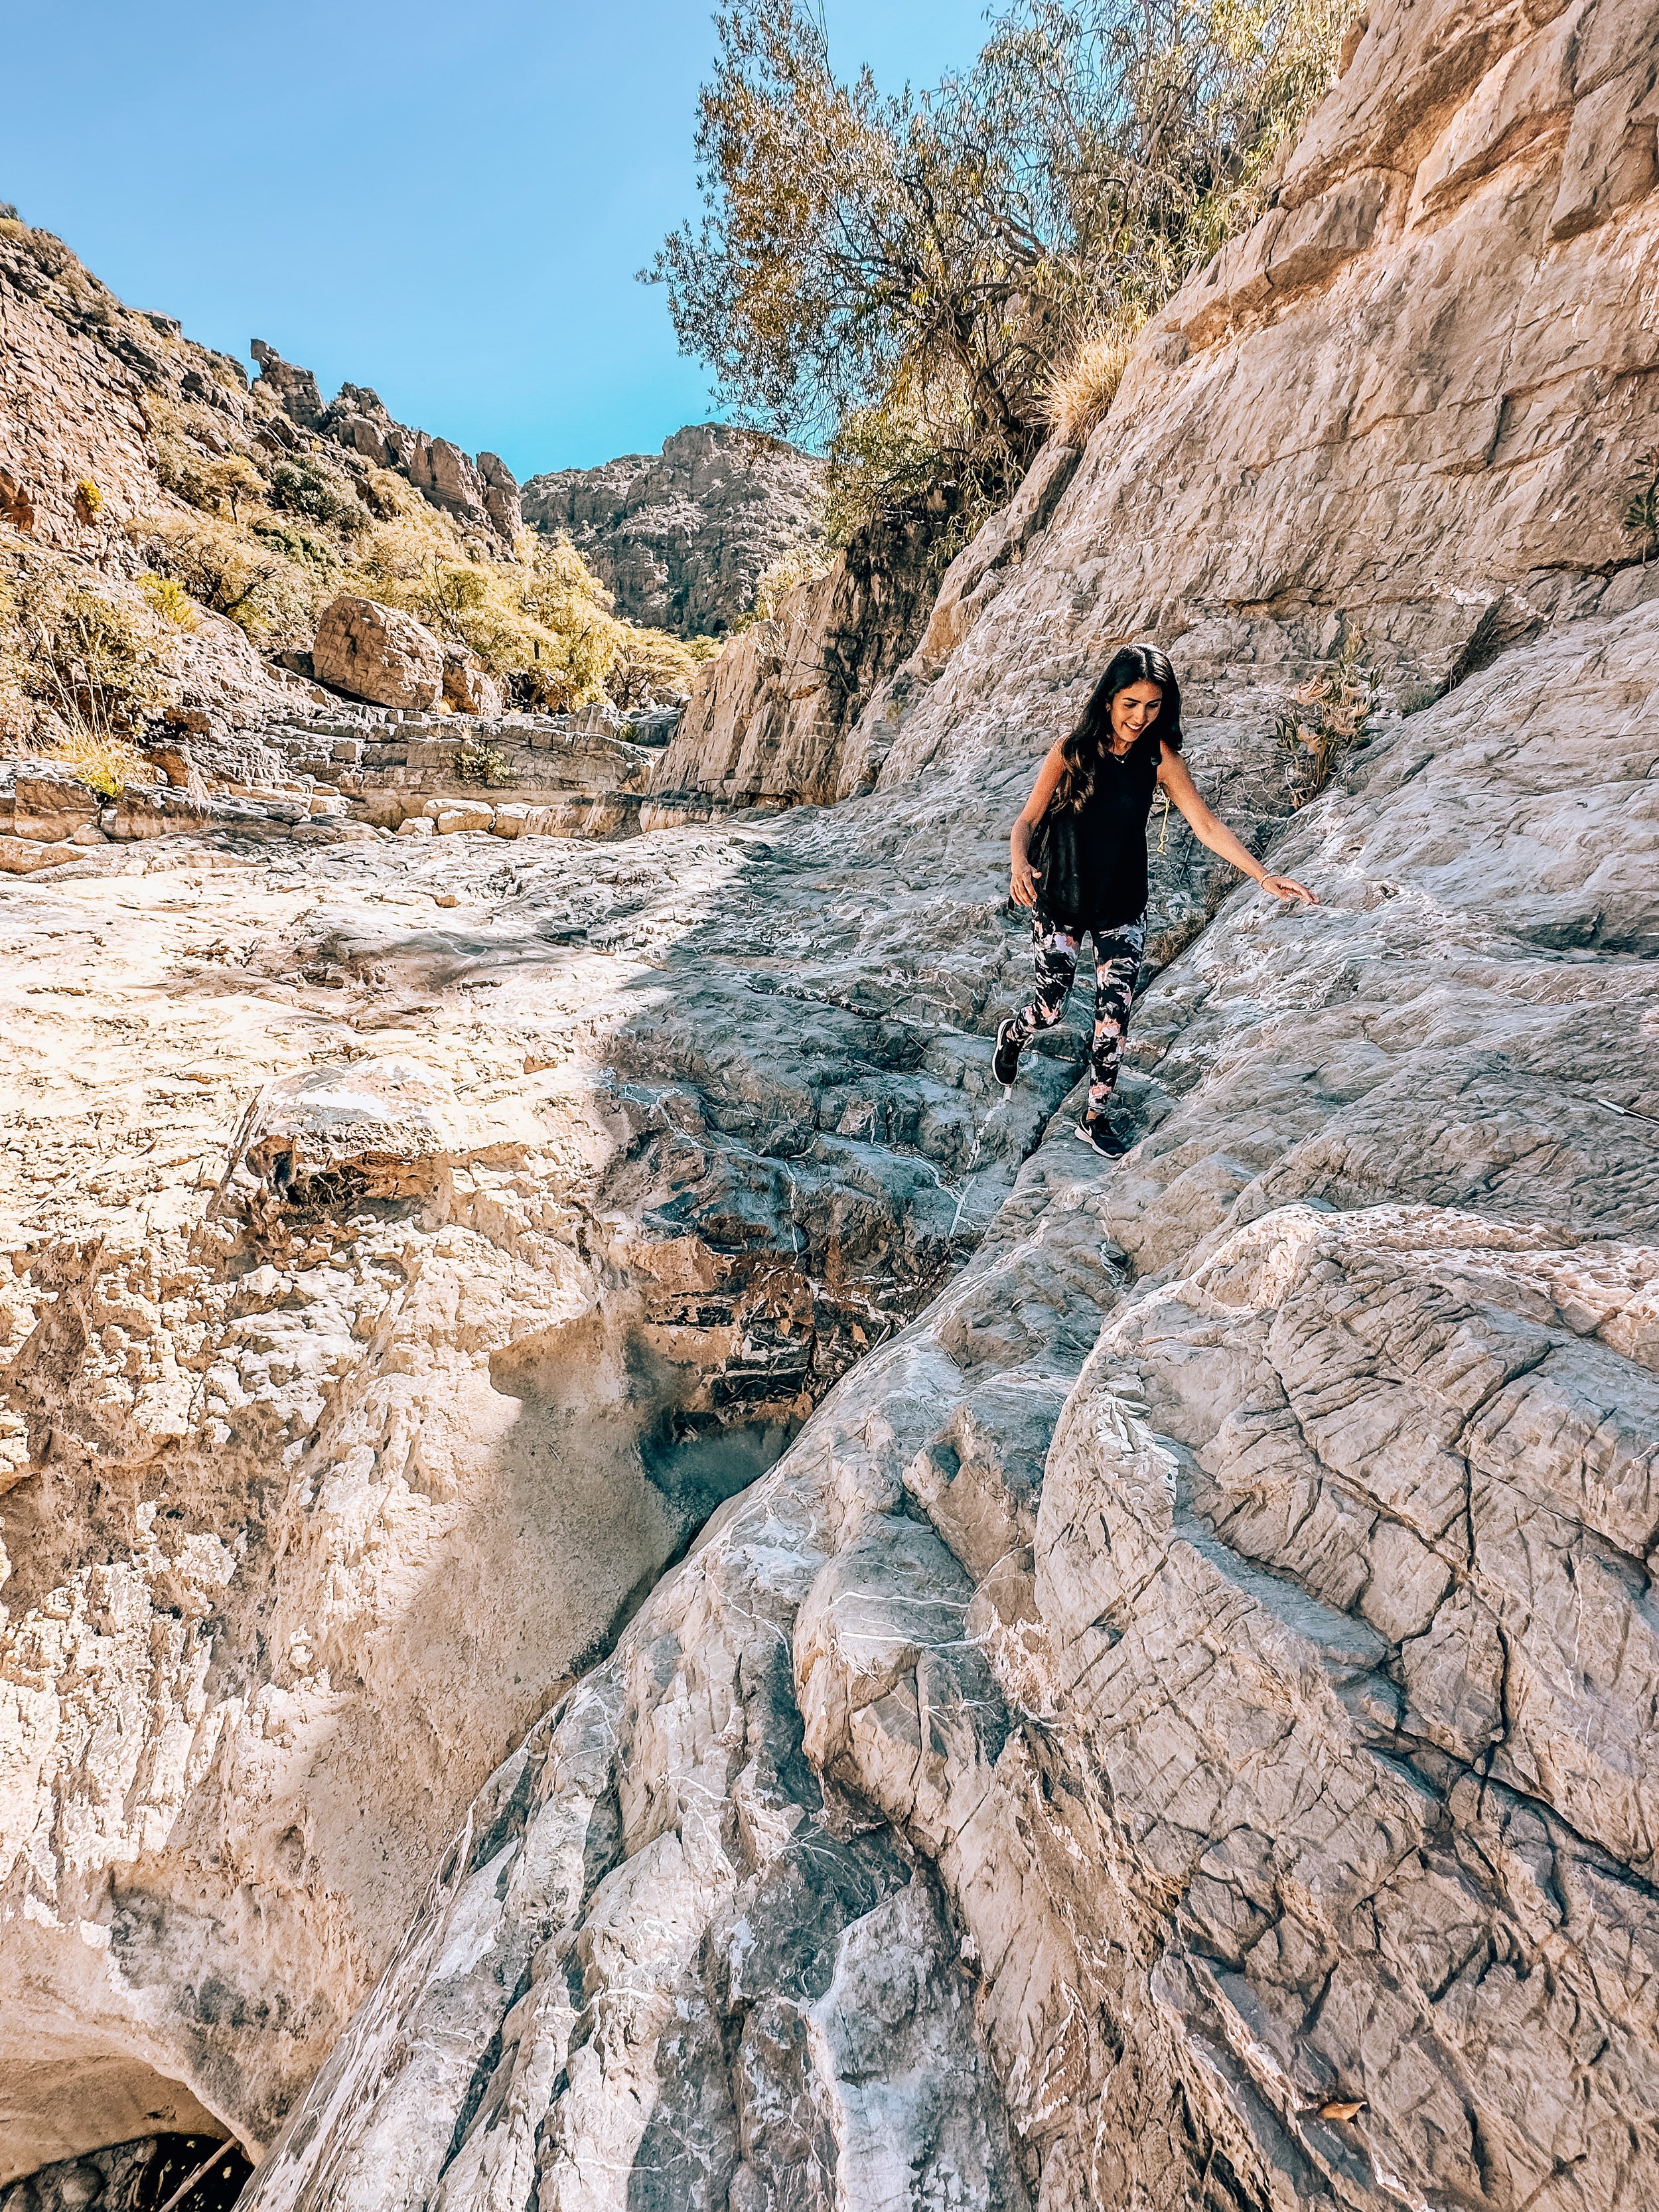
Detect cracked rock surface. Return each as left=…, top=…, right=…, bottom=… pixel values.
left=5, top=0, right=1659, bottom=2202
left=0, top=684, right=1284, bottom=2178
left=240, top=603, right=1659, bottom=2210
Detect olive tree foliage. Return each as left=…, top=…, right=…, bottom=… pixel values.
left=650, top=0, right=1357, bottom=540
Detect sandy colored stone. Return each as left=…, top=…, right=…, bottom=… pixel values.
left=441, top=644, right=504, bottom=718
left=311, top=596, right=445, bottom=711
left=5, top=4, right=1659, bottom=2204
left=244, top=598, right=1659, bottom=2212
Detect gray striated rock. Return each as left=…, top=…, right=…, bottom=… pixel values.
left=250, top=341, right=324, bottom=429
left=0, top=652, right=1285, bottom=2179
left=6, top=1, right=1659, bottom=2202
left=317, top=380, right=523, bottom=546
left=521, top=424, right=825, bottom=636
left=242, top=595, right=1659, bottom=2212
left=646, top=493, right=959, bottom=811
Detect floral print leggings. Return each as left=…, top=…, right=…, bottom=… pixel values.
left=1011, top=913, right=1145, bottom=1117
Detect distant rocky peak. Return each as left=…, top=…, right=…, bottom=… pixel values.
left=330, top=381, right=393, bottom=422
left=250, top=339, right=324, bottom=429
left=252, top=342, right=521, bottom=548
left=521, top=421, right=825, bottom=636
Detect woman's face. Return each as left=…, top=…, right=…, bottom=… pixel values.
left=1110, top=680, right=1163, bottom=744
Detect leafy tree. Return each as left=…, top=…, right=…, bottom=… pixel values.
left=651, top=0, right=1357, bottom=536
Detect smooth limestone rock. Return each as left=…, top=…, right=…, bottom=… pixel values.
left=312, top=597, right=445, bottom=712
left=243, top=599, right=1659, bottom=2212
left=0, top=674, right=1286, bottom=2179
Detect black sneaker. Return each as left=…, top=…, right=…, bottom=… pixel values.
left=992, top=1017, right=1023, bottom=1091
left=1074, top=1116, right=1129, bottom=1157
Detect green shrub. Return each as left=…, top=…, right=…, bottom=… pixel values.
left=145, top=512, right=317, bottom=643
left=137, top=572, right=200, bottom=631
left=454, top=738, right=519, bottom=788
left=11, top=571, right=170, bottom=742
left=267, top=459, right=367, bottom=532
left=1626, top=451, right=1659, bottom=557
left=75, top=477, right=104, bottom=520
left=252, top=515, right=346, bottom=578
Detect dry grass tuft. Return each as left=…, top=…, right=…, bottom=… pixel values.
left=1042, top=317, right=1145, bottom=448
left=39, top=724, right=149, bottom=800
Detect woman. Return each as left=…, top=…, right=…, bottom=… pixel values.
left=997, top=643, right=1315, bottom=1156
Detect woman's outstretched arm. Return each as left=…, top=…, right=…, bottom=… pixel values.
left=1158, top=747, right=1317, bottom=905
left=1010, top=743, right=1068, bottom=906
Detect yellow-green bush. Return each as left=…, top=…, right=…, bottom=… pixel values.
left=139, top=376, right=704, bottom=711
left=188, top=454, right=265, bottom=522
left=7, top=566, right=171, bottom=744
left=454, top=738, right=520, bottom=788
left=137, top=571, right=200, bottom=630
left=610, top=623, right=714, bottom=707
left=143, top=512, right=318, bottom=644
left=731, top=543, right=831, bottom=632
left=354, top=517, right=630, bottom=709
left=42, top=723, right=151, bottom=799
left=1042, top=311, right=1146, bottom=447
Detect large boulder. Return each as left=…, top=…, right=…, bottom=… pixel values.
left=312, top=595, right=444, bottom=710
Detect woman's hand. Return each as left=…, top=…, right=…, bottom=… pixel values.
left=1158, top=750, right=1319, bottom=907
left=1010, top=742, right=1067, bottom=909
left=1257, top=872, right=1317, bottom=905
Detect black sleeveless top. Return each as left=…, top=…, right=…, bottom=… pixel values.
left=1038, top=737, right=1160, bottom=930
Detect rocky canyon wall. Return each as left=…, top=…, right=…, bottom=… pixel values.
left=2, top=0, right=1658, bottom=2205
left=243, top=590, right=1659, bottom=2212
left=232, top=2, right=1659, bottom=2207
left=871, top=0, right=1659, bottom=787
left=647, top=492, right=960, bottom=813
left=521, top=427, right=825, bottom=638
left=654, top=0, right=1659, bottom=819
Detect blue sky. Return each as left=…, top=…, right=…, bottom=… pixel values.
left=5, top=1, right=989, bottom=480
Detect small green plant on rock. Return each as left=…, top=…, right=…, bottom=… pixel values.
left=454, top=738, right=519, bottom=788
left=1274, top=630, right=1378, bottom=809
left=1626, top=451, right=1659, bottom=559
left=267, top=459, right=368, bottom=534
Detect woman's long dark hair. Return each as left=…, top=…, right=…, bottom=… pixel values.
left=1054, top=644, right=1184, bottom=812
